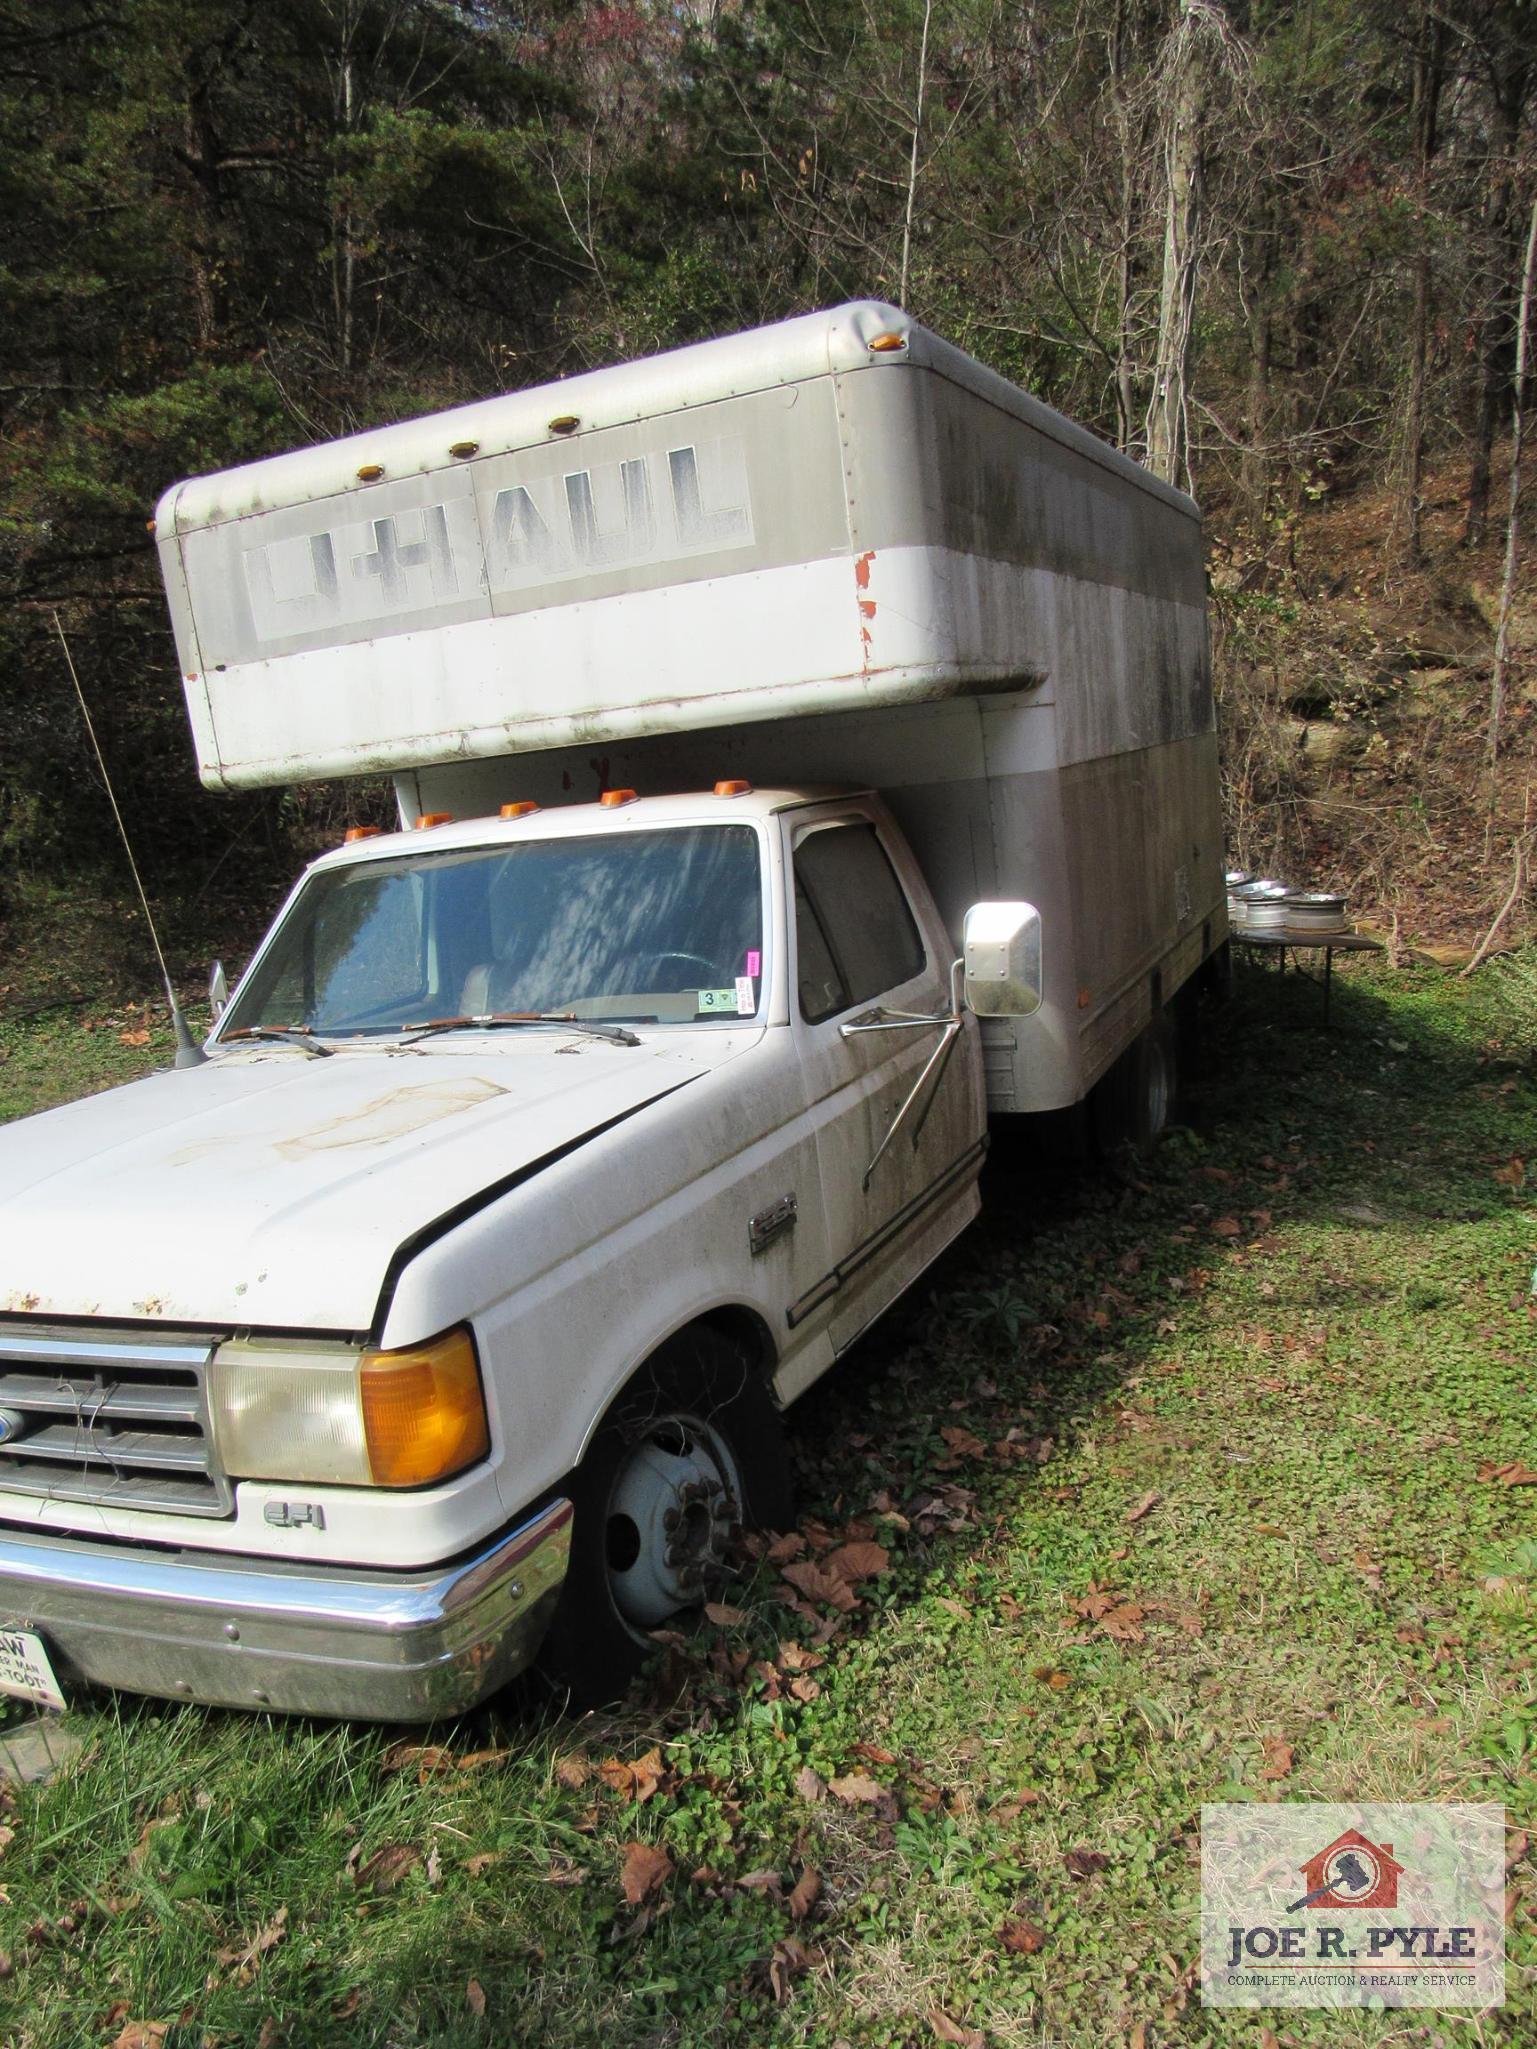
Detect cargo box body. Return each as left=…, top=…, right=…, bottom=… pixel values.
left=156, top=300, right=1223, bottom=1115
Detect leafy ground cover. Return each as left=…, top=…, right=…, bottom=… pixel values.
left=1, top=959, right=1535, bottom=2047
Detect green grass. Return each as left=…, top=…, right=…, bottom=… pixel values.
left=1, top=961, right=1535, bottom=2045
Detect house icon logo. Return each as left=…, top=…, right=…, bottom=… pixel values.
left=1288, top=1829, right=1405, bottom=1911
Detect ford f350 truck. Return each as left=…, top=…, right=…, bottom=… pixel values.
left=0, top=303, right=1224, bottom=1717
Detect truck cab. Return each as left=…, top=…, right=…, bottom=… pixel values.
left=0, top=784, right=1002, bottom=1713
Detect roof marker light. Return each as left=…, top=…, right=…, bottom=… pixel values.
left=415, top=812, right=453, bottom=829
left=448, top=440, right=479, bottom=459
left=714, top=779, right=753, bottom=797
left=356, top=462, right=385, bottom=481
left=344, top=825, right=383, bottom=843
left=868, top=331, right=908, bottom=353
left=599, top=788, right=638, bottom=808
left=500, top=800, right=540, bottom=819
left=548, top=414, right=580, bottom=435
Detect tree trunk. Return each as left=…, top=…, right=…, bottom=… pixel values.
left=1395, top=5, right=1445, bottom=564
left=1486, top=190, right=1537, bottom=776
left=1465, top=58, right=1529, bottom=547
left=1144, top=1, right=1208, bottom=487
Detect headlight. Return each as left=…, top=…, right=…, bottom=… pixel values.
left=210, top=1325, right=490, bottom=1489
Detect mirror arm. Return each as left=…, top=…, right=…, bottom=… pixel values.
left=858, top=959, right=967, bottom=1190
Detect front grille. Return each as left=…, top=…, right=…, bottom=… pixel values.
left=0, top=1326, right=231, bottom=1518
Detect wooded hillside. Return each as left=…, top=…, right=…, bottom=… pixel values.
left=1, top=0, right=1532, bottom=965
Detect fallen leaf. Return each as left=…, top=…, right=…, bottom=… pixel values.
left=704, top=1601, right=748, bottom=1626
left=117, top=1028, right=150, bottom=1047
left=554, top=1752, right=591, bottom=1789
left=597, top=1747, right=670, bottom=1802
left=940, top=1425, right=988, bottom=1459
left=1494, top=1157, right=1527, bottom=1188
left=1032, top=1666, right=1072, bottom=1690
left=455, top=1748, right=513, bottom=1772
left=780, top=1559, right=858, bottom=1612
left=330, top=1989, right=363, bottom=2020
left=998, top=1915, right=1045, bottom=1954
left=1259, top=1737, right=1295, bottom=1782
left=466, top=1977, right=487, bottom=2016
left=824, top=1539, right=890, bottom=1583
left=851, top=1742, right=898, bottom=1765
left=788, top=1867, right=822, bottom=1921
left=110, top=2026, right=169, bottom=2049
left=465, top=1851, right=501, bottom=1877
left=1098, top=1601, right=1146, bottom=1643
left=1126, top=1489, right=1162, bottom=1525
left=353, top=1843, right=419, bottom=1893
left=379, top=1741, right=450, bottom=1780
left=1064, top=1846, right=1109, bottom=1880
left=620, top=1841, right=673, bottom=1906
left=828, top=1771, right=884, bottom=1805
left=766, top=1531, right=807, bottom=1564
left=1491, top=1463, right=1537, bottom=1488
left=256, top=2023, right=282, bottom=2049
left=788, top=1675, right=821, bottom=1702
left=1210, top=1216, right=1242, bottom=1238
left=794, top=1765, right=827, bottom=1804
left=767, top=1935, right=811, bottom=2005
left=216, top=1904, right=288, bottom=1984
left=927, top=2010, right=985, bottom=2047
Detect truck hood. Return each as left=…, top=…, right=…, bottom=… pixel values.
left=0, top=1034, right=738, bottom=1331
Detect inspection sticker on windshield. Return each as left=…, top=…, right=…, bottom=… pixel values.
left=1202, top=1803, right=1504, bottom=2008
left=0, top=1628, right=66, bottom=1710
left=697, top=988, right=738, bottom=1014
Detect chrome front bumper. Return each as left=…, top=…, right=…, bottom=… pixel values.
left=0, top=1499, right=572, bottom=1722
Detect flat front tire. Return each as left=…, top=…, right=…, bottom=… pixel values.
left=539, top=1327, right=792, bottom=1704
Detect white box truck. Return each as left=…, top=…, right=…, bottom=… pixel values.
left=0, top=303, right=1223, bottom=1717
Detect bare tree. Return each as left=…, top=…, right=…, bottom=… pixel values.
left=1486, top=186, right=1537, bottom=773
left=1143, top=0, right=1249, bottom=488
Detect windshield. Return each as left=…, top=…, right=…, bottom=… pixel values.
left=220, top=824, right=766, bottom=1037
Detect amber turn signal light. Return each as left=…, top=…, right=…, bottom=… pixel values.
left=344, top=825, right=383, bottom=843
left=600, top=788, right=638, bottom=807
left=500, top=800, right=540, bottom=819
left=713, top=779, right=752, bottom=797
left=415, top=812, right=453, bottom=829
left=868, top=331, right=907, bottom=352
left=359, top=1326, right=490, bottom=1488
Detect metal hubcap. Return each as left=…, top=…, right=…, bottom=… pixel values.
left=604, top=1414, right=742, bottom=1631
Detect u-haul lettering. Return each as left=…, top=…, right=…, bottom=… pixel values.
left=240, top=436, right=753, bottom=650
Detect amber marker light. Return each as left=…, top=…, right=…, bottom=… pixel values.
left=356, top=462, right=385, bottom=481
left=359, top=1326, right=490, bottom=1488
left=600, top=788, right=638, bottom=807
left=500, top=800, right=540, bottom=819
left=448, top=440, right=480, bottom=459
left=415, top=812, right=453, bottom=829
left=548, top=414, right=580, bottom=435
left=868, top=331, right=908, bottom=352
left=344, top=825, right=383, bottom=843
left=713, top=779, right=752, bottom=797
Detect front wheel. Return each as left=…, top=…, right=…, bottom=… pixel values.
left=539, top=1327, right=793, bottom=1703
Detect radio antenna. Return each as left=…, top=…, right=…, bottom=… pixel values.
left=52, top=611, right=206, bottom=1068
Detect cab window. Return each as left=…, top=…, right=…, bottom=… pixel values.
left=794, top=822, right=925, bottom=1024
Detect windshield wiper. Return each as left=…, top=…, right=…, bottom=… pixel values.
left=400, top=1011, right=640, bottom=1048
left=220, top=1024, right=333, bottom=1058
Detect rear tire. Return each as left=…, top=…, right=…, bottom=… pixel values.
left=1089, top=1012, right=1177, bottom=1158
left=538, top=1327, right=792, bottom=1705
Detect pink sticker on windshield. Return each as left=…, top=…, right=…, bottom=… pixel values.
left=745, top=950, right=761, bottom=977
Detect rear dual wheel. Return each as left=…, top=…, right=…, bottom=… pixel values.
left=539, top=1327, right=792, bottom=1703
left=1089, top=1012, right=1178, bottom=1157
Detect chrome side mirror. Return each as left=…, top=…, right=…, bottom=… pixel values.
left=963, top=902, right=1042, bottom=1017
left=209, top=960, right=229, bottom=1022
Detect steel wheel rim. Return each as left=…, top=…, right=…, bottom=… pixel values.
left=604, top=1411, right=743, bottom=1631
